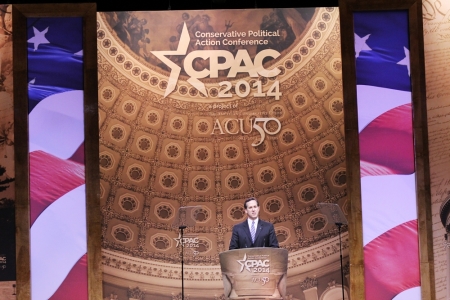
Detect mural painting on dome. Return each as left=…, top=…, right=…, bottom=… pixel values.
left=0, top=4, right=15, bottom=299
left=97, top=7, right=348, bottom=300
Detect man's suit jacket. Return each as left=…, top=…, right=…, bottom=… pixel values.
left=229, top=219, right=279, bottom=249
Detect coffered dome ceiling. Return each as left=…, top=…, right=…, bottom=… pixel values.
left=97, top=7, right=348, bottom=297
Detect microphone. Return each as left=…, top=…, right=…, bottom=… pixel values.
left=244, top=236, right=248, bottom=248
left=263, top=237, right=266, bottom=247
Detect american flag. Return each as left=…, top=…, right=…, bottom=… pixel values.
left=27, top=17, right=88, bottom=300
left=354, top=11, right=421, bottom=300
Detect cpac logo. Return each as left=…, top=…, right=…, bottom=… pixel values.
left=0, top=256, right=6, bottom=263
left=151, top=23, right=281, bottom=97
left=174, top=233, right=199, bottom=248
left=237, top=254, right=270, bottom=273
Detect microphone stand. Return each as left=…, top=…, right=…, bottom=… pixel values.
left=174, top=206, right=201, bottom=300
left=337, top=222, right=345, bottom=300
left=317, top=203, right=347, bottom=300
left=180, top=225, right=186, bottom=300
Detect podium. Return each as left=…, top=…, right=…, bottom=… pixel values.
left=219, top=248, right=288, bottom=300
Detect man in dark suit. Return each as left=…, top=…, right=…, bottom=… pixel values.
left=229, top=197, right=279, bottom=249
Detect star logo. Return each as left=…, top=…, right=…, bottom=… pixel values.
left=151, top=22, right=190, bottom=98
left=28, top=27, right=50, bottom=51
left=237, top=253, right=250, bottom=272
left=174, top=232, right=183, bottom=247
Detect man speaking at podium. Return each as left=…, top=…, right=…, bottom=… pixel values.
left=229, top=197, right=279, bottom=249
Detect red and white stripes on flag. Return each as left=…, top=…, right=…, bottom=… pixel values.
left=29, top=91, right=87, bottom=300
left=359, top=88, right=420, bottom=299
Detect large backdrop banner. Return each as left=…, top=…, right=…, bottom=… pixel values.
left=97, top=8, right=348, bottom=300
left=423, top=0, right=450, bottom=299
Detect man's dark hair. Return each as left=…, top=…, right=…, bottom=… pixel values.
left=244, top=197, right=259, bottom=209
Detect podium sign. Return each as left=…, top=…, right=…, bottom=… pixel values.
left=219, top=248, right=288, bottom=299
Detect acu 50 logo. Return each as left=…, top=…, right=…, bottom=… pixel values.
left=151, top=23, right=282, bottom=99
left=211, top=117, right=281, bottom=146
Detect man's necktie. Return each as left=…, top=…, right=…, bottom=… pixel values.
left=251, top=220, right=256, bottom=243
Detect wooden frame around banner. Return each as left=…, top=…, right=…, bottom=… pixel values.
left=13, top=3, right=101, bottom=299
left=339, top=0, right=434, bottom=299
